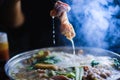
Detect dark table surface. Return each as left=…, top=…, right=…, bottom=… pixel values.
left=0, top=60, right=9, bottom=80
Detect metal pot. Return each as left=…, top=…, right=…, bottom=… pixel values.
left=4, top=46, right=120, bottom=80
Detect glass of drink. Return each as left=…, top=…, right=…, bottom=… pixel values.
left=0, top=32, right=9, bottom=60
left=0, top=32, right=9, bottom=80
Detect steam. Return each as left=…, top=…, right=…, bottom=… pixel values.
left=64, top=0, right=120, bottom=49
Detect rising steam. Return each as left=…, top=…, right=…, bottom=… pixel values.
left=63, top=0, right=120, bottom=49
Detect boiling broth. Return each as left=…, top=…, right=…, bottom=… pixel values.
left=9, top=50, right=120, bottom=80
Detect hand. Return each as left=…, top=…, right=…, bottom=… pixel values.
left=50, top=1, right=76, bottom=40
left=50, top=0, right=71, bottom=17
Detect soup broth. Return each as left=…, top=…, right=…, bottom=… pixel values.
left=9, top=49, right=120, bottom=80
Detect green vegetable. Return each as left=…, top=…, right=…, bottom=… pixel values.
left=26, top=66, right=34, bottom=70
left=66, top=72, right=75, bottom=78
left=79, top=67, right=84, bottom=80
left=43, top=59, right=55, bottom=64
left=56, top=70, right=75, bottom=78
left=33, top=50, right=44, bottom=58
left=91, top=60, right=99, bottom=67
left=75, top=66, right=84, bottom=80
left=37, top=55, right=61, bottom=64
left=48, top=70, right=56, bottom=77
left=51, top=70, right=56, bottom=76
left=113, top=58, right=120, bottom=70
left=38, top=50, right=44, bottom=55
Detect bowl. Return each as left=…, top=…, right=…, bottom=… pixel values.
left=5, top=47, right=120, bottom=80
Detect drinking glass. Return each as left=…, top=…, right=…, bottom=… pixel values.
left=0, top=32, right=9, bottom=60
left=0, top=32, right=9, bottom=80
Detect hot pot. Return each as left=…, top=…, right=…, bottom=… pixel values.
left=4, top=46, right=120, bottom=80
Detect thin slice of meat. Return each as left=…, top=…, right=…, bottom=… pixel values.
left=50, top=1, right=76, bottom=40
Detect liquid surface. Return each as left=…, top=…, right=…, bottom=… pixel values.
left=8, top=50, right=120, bottom=80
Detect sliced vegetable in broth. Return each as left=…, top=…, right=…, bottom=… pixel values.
left=8, top=49, right=120, bottom=80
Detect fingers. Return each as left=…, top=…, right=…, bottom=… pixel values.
left=54, top=1, right=71, bottom=12
left=50, top=0, right=71, bottom=18
left=50, top=0, right=76, bottom=40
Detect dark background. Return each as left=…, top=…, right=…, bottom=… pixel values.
left=0, top=0, right=120, bottom=58
left=0, top=0, right=66, bottom=58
